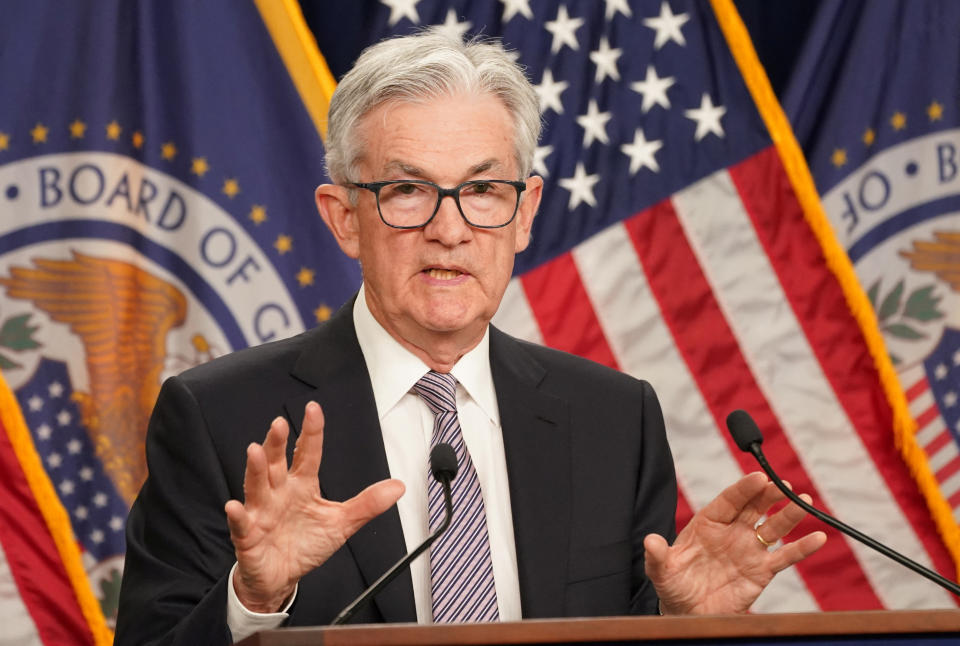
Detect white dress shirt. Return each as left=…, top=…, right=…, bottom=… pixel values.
left=227, top=286, right=521, bottom=640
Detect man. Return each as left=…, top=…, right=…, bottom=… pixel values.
left=116, top=29, right=825, bottom=645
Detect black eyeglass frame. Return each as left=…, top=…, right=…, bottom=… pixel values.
left=349, top=179, right=528, bottom=230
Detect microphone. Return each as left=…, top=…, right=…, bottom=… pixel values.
left=331, top=443, right=459, bottom=624
left=726, top=409, right=960, bottom=597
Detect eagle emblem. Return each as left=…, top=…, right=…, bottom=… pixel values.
left=900, top=231, right=960, bottom=292
left=0, top=252, right=187, bottom=504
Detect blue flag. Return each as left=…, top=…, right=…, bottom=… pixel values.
left=0, top=2, right=356, bottom=638
left=785, top=0, right=960, bottom=573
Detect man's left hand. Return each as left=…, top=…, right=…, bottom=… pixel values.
left=643, top=472, right=827, bottom=615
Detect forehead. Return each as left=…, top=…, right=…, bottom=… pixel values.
left=356, top=93, right=518, bottom=179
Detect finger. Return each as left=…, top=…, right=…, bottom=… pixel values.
left=758, top=493, right=814, bottom=543
left=224, top=499, right=252, bottom=540
left=700, top=472, right=769, bottom=524
left=290, top=401, right=325, bottom=477
left=642, top=533, right=670, bottom=581
left=263, top=417, right=290, bottom=489
left=340, top=478, right=406, bottom=536
left=744, top=481, right=788, bottom=522
left=242, top=442, right=271, bottom=509
left=769, top=530, right=827, bottom=573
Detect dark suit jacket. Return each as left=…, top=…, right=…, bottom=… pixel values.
left=115, top=300, right=677, bottom=646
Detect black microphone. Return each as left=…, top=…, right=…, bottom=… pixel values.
left=725, top=409, right=960, bottom=597
left=331, top=443, right=459, bottom=624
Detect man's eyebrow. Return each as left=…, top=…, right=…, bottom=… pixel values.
left=381, top=159, right=504, bottom=179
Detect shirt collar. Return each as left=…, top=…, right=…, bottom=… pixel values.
left=352, top=285, right=499, bottom=425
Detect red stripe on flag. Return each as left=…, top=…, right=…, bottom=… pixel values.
left=0, top=416, right=94, bottom=644
left=915, top=405, right=942, bottom=433
left=925, top=431, right=954, bottom=457
left=949, top=490, right=960, bottom=509
left=729, top=147, right=959, bottom=586
left=936, top=456, right=960, bottom=484
left=905, top=379, right=929, bottom=403
left=520, top=253, right=619, bottom=370
left=675, top=486, right=695, bottom=532
left=624, top=196, right=883, bottom=610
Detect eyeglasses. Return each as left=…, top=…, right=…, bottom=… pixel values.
left=350, top=179, right=527, bottom=229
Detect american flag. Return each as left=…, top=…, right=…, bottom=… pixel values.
left=349, top=0, right=959, bottom=609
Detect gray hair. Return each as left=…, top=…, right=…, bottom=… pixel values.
left=324, top=28, right=541, bottom=184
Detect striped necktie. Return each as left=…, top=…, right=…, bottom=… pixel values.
left=412, top=371, right=499, bottom=623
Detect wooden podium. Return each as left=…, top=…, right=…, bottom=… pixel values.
left=237, top=610, right=960, bottom=645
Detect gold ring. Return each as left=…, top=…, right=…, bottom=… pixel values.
left=755, top=525, right=775, bottom=548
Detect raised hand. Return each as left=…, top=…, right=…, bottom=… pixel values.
left=224, top=401, right=405, bottom=612
left=643, top=472, right=826, bottom=615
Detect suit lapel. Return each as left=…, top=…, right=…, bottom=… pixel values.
left=284, top=301, right=416, bottom=623
left=490, top=328, right=571, bottom=619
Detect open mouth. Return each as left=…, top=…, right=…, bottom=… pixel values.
left=424, top=268, right=464, bottom=280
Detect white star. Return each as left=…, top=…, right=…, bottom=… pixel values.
left=534, top=69, right=569, bottom=114
left=48, top=381, right=64, bottom=398
left=59, top=480, right=75, bottom=495
left=47, top=452, right=62, bottom=468
left=532, top=145, right=554, bottom=176
left=621, top=128, right=664, bottom=174
left=630, top=65, right=676, bottom=112
left=67, top=438, right=82, bottom=454
left=57, top=409, right=72, bottom=426
left=434, top=8, right=471, bottom=42
left=685, top=93, right=726, bottom=141
left=545, top=5, right=584, bottom=53
left=500, top=0, right=533, bottom=22
left=558, top=163, right=601, bottom=209
left=37, top=424, right=52, bottom=440
left=75, top=506, right=88, bottom=520
left=589, top=37, right=622, bottom=83
left=93, top=492, right=108, bottom=507
left=945, top=391, right=958, bottom=408
left=380, top=0, right=420, bottom=27
left=605, top=0, right=633, bottom=20
left=643, top=1, right=690, bottom=50
left=953, top=349, right=960, bottom=366
left=90, top=529, right=105, bottom=544
left=109, top=516, right=124, bottom=532
left=79, top=466, right=94, bottom=481
left=936, top=363, right=949, bottom=380
left=576, top=100, right=612, bottom=147
left=28, top=395, right=43, bottom=411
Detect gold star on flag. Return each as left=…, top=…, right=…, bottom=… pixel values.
left=249, top=205, right=267, bottom=224
left=161, top=142, right=177, bottom=160
left=191, top=157, right=210, bottom=177
left=927, top=101, right=944, bottom=122
left=274, top=234, right=292, bottom=254
left=0, top=132, right=9, bottom=151
left=862, top=128, right=876, bottom=146
left=69, top=119, right=87, bottom=139
left=222, top=178, right=240, bottom=198
left=314, top=304, right=332, bottom=322
left=31, top=123, right=49, bottom=144
left=890, top=111, right=906, bottom=130
left=296, top=267, right=315, bottom=287
left=132, top=131, right=144, bottom=149
left=831, top=148, right=847, bottom=168
left=106, top=120, right=122, bottom=140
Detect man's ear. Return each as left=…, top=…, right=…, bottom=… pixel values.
left=514, top=175, right=543, bottom=253
left=316, top=184, right=360, bottom=259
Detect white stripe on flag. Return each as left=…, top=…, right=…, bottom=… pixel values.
left=492, top=278, right=544, bottom=345
left=671, top=169, right=953, bottom=608
left=571, top=222, right=819, bottom=613
left=929, top=441, right=958, bottom=473
left=0, top=543, right=42, bottom=646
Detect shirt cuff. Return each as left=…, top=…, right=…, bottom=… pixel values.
left=226, top=562, right=297, bottom=643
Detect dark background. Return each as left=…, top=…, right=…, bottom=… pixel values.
left=300, top=0, right=822, bottom=99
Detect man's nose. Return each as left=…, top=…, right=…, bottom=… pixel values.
left=425, top=194, right=472, bottom=245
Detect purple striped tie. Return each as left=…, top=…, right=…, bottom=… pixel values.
left=412, top=371, right=499, bottom=623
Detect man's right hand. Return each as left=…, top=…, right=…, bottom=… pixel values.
left=224, top=401, right=405, bottom=613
